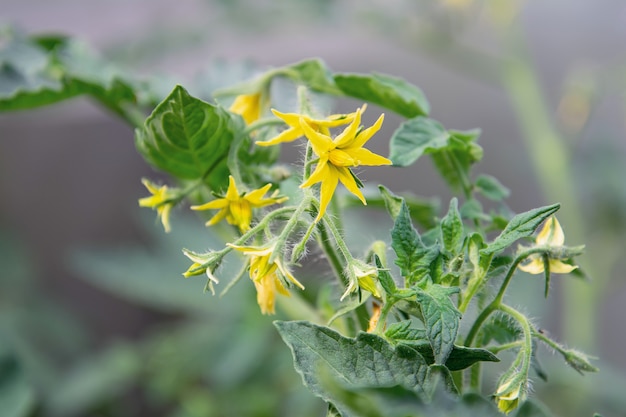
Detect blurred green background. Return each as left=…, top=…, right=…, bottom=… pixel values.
left=1, top=1, right=625, bottom=416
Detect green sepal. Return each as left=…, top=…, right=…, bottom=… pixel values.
left=482, top=203, right=561, bottom=255
left=334, top=72, right=430, bottom=118
left=135, top=85, right=243, bottom=190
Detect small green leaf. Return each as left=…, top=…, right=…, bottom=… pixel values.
left=334, top=72, right=430, bottom=118
left=385, top=323, right=499, bottom=371
left=514, top=399, right=556, bottom=417
left=374, top=255, right=397, bottom=296
left=388, top=117, right=449, bottom=167
left=441, top=198, right=463, bottom=254
left=286, top=59, right=340, bottom=95
left=379, top=185, right=405, bottom=220
left=274, top=321, right=429, bottom=417
left=376, top=185, right=439, bottom=229
left=414, top=284, right=461, bottom=364
left=385, top=320, right=427, bottom=343
left=482, top=203, right=561, bottom=255
left=135, top=85, right=243, bottom=190
left=391, top=201, right=439, bottom=281
left=475, top=174, right=510, bottom=201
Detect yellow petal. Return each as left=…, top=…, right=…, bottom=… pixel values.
left=244, top=183, right=273, bottom=206
left=300, top=157, right=330, bottom=189
left=350, top=113, right=385, bottom=149
left=271, top=108, right=301, bottom=127
left=205, top=207, right=229, bottom=226
left=225, top=175, right=240, bottom=201
left=333, top=108, right=362, bottom=148
left=276, top=259, right=305, bottom=290
left=518, top=258, right=545, bottom=274
left=329, top=149, right=358, bottom=167
left=190, top=198, right=229, bottom=211
left=256, top=126, right=302, bottom=146
left=159, top=204, right=172, bottom=233
left=536, top=217, right=565, bottom=246
left=337, top=167, right=366, bottom=205
left=300, top=117, right=333, bottom=156
left=343, top=147, right=392, bottom=166
left=549, top=260, right=578, bottom=274
left=316, top=165, right=340, bottom=221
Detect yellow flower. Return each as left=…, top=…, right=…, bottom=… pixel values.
left=138, top=178, right=177, bottom=233
left=255, top=106, right=364, bottom=147
left=299, top=107, right=391, bottom=221
left=495, top=375, right=526, bottom=414
left=191, top=176, right=287, bottom=232
left=229, top=93, right=262, bottom=125
left=518, top=216, right=578, bottom=274
left=227, top=243, right=304, bottom=315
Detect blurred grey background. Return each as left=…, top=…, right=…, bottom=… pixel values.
left=1, top=0, right=626, bottom=414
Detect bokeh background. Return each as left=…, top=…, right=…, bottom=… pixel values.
left=1, top=1, right=626, bottom=416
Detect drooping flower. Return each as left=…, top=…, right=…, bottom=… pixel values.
left=341, top=260, right=381, bottom=300
left=299, top=107, right=391, bottom=221
left=191, top=176, right=287, bottom=232
left=229, top=93, right=262, bottom=125
left=255, top=106, right=364, bottom=147
left=138, top=178, right=177, bottom=233
left=227, top=243, right=304, bottom=315
left=494, top=374, right=527, bottom=414
left=518, top=217, right=578, bottom=274
left=182, top=249, right=220, bottom=295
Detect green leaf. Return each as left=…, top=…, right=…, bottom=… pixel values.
left=475, top=174, right=510, bottom=201
left=376, top=185, right=439, bottom=229
left=0, top=29, right=152, bottom=120
left=385, top=323, right=499, bottom=372
left=422, top=345, right=499, bottom=372
left=388, top=117, right=449, bottom=167
left=391, top=201, right=439, bottom=281
left=414, top=284, right=461, bottom=364
left=482, top=203, right=561, bottom=255
left=274, top=321, right=429, bottom=417
left=334, top=72, right=430, bottom=118
left=135, top=85, right=243, bottom=189
left=385, top=320, right=427, bottom=342
left=286, top=59, right=341, bottom=95
left=0, top=347, right=35, bottom=417
left=374, top=255, right=397, bottom=296
left=379, top=185, right=405, bottom=220
left=441, top=198, right=463, bottom=254
left=514, top=399, right=556, bottom=417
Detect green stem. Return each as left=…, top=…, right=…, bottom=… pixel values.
left=498, top=304, right=532, bottom=376
left=464, top=247, right=547, bottom=347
